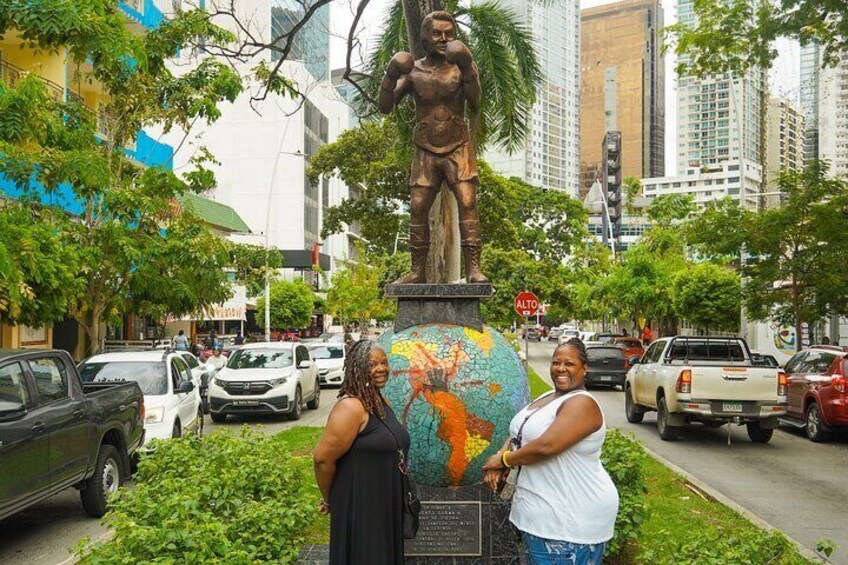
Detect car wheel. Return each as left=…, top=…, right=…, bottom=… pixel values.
left=172, top=420, right=181, bottom=439
left=805, top=403, right=831, bottom=442
left=624, top=386, right=645, bottom=423
left=656, top=396, right=680, bottom=441
left=80, top=444, right=122, bottom=518
left=306, top=381, right=321, bottom=410
left=746, top=421, right=773, bottom=443
left=289, top=386, right=303, bottom=421
left=210, top=412, right=227, bottom=424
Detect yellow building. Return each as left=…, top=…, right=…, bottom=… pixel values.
left=579, top=0, right=665, bottom=199
left=0, top=1, right=169, bottom=358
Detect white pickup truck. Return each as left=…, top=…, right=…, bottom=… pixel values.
left=624, top=336, right=788, bottom=442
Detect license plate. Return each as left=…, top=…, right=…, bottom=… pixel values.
left=233, top=400, right=260, bottom=406
left=600, top=376, right=612, bottom=382
left=723, top=402, right=743, bottom=412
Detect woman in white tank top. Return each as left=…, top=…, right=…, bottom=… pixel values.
left=482, top=339, right=619, bottom=564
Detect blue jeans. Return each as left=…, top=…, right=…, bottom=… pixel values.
left=521, top=531, right=606, bottom=565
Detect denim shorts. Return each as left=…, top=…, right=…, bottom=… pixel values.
left=521, top=531, right=606, bottom=565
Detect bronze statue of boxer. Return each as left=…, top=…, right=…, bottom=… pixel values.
left=378, top=10, right=488, bottom=284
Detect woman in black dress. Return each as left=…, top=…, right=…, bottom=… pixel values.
left=313, top=340, right=410, bottom=565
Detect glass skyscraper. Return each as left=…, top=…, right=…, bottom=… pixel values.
left=271, top=0, right=329, bottom=82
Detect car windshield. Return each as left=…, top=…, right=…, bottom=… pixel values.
left=618, top=339, right=641, bottom=347
left=309, top=345, right=344, bottom=360
left=79, top=361, right=168, bottom=395
left=227, top=349, right=293, bottom=369
left=588, top=347, right=624, bottom=360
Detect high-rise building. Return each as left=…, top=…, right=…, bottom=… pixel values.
left=271, top=0, right=329, bottom=82
left=819, top=53, right=848, bottom=178
left=484, top=0, right=581, bottom=196
left=579, top=0, right=665, bottom=199
left=676, top=0, right=766, bottom=178
left=799, top=43, right=821, bottom=161
left=765, top=96, right=805, bottom=202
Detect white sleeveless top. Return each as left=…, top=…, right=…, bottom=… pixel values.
left=508, top=390, right=619, bottom=544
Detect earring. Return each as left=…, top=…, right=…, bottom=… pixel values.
left=366, top=382, right=371, bottom=387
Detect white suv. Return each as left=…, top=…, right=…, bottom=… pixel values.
left=79, top=350, right=203, bottom=441
left=208, top=342, right=320, bottom=422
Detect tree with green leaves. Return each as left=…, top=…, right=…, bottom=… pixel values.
left=326, top=251, right=395, bottom=329
left=672, top=262, right=741, bottom=333
left=0, top=1, right=293, bottom=353
left=664, top=0, right=848, bottom=78
left=256, top=278, right=315, bottom=331
left=687, top=161, right=848, bottom=350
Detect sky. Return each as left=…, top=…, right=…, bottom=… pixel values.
left=328, top=0, right=801, bottom=175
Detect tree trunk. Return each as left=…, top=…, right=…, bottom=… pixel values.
left=402, top=0, right=461, bottom=283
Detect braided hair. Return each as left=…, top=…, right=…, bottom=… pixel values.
left=338, top=339, right=386, bottom=418
left=557, top=337, right=588, bottom=366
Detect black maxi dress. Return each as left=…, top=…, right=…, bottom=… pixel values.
left=329, top=401, right=410, bottom=565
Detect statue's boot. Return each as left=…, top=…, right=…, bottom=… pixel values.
left=460, top=220, right=488, bottom=283
left=392, top=222, right=429, bottom=284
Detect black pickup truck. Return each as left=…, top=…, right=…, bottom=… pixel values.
left=0, top=349, right=144, bottom=520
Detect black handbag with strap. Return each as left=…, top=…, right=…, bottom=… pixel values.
left=378, top=416, right=421, bottom=539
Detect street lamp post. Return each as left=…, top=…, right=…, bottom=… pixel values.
left=264, top=145, right=304, bottom=342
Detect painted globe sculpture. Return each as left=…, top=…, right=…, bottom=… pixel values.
left=378, top=324, right=529, bottom=487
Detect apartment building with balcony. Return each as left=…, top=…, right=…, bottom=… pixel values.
left=765, top=96, right=805, bottom=206
left=0, top=1, right=175, bottom=353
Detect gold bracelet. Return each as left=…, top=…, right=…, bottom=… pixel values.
left=502, top=450, right=512, bottom=469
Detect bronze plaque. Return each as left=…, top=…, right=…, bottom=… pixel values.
left=405, top=501, right=482, bottom=557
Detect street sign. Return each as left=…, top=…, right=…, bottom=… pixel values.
left=514, top=291, right=540, bottom=317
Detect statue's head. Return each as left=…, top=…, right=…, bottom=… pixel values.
left=421, top=11, right=457, bottom=58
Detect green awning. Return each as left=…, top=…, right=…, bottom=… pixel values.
left=179, top=193, right=251, bottom=233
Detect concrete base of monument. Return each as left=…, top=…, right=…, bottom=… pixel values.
left=296, top=483, right=524, bottom=565
left=405, top=483, right=524, bottom=565
left=384, top=283, right=495, bottom=332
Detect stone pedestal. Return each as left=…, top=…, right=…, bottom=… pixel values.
left=405, top=483, right=523, bottom=565
left=384, top=283, right=494, bottom=332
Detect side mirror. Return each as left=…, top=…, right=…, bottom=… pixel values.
left=0, top=399, right=27, bottom=422
left=628, top=356, right=641, bottom=367
left=176, top=380, right=195, bottom=394
left=298, top=360, right=313, bottom=369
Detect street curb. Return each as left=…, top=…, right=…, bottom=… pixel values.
left=641, top=445, right=824, bottom=563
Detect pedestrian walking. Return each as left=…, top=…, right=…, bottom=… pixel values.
left=234, top=331, right=245, bottom=345
left=313, top=340, right=410, bottom=565
left=641, top=325, right=651, bottom=346
left=483, top=338, right=619, bottom=564
left=173, top=330, right=189, bottom=351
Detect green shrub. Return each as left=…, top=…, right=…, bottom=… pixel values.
left=77, top=428, right=317, bottom=564
left=639, top=527, right=817, bottom=564
left=600, top=429, right=649, bottom=559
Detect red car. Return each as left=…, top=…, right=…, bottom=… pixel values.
left=783, top=346, right=848, bottom=441
left=615, top=337, right=644, bottom=361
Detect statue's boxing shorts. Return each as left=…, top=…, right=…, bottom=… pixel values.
left=409, top=142, right=478, bottom=188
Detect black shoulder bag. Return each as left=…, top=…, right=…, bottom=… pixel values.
left=378, top=417, right=421, bottom=539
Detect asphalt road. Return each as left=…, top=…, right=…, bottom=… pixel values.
left=0, top=387, right=337, bottom=565
left=528, top=339, right=848, bottom=564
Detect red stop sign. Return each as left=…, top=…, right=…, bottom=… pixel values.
left=514, top=291, right=540, bottom=317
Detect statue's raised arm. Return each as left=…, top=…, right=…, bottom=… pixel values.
left=381, top=11, right=488, bottom=285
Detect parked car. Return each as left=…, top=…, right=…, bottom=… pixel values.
left=624, top=336, right=787, bottom=442
left=751, top=352, right=780, bottom=368
left=0, top=349, right=144, bottom=520
left=615, top=337, right=644, bottom=360
left=548, top=327, right=564, bottom=341
left=585, top=345, right=629, bottom=388
left=781, top=346, right=848, bottom=441
left=308, top=343, right=346, bottom=386
left=80, top=350, right=203, bottom=441
left=524, top=326, right=542, bottom=341
left=208, top=342, right=320, bottom=422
